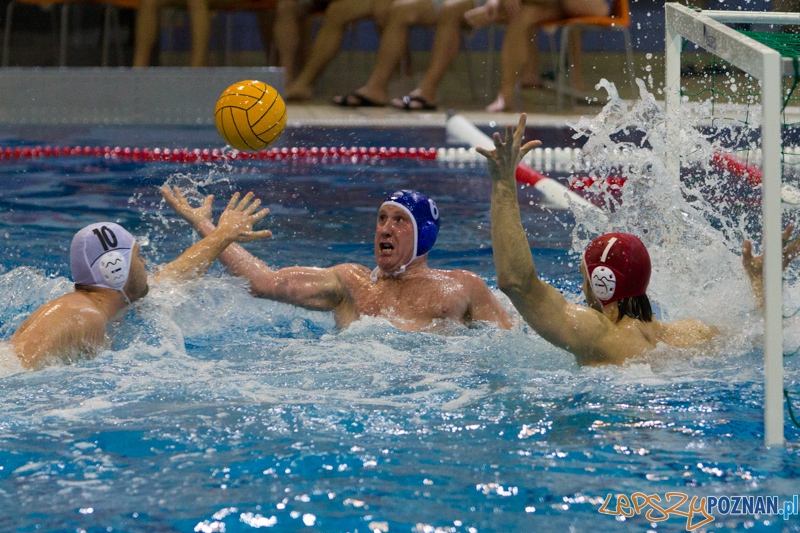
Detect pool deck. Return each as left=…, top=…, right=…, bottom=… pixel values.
left=283, top=102, right=598, bottom=128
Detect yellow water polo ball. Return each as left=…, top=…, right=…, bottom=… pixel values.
left=214, top=80, right=287, bottom=151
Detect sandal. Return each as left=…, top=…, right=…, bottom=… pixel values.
left=390, top=95, right=438, bottom=112
left=331, top=92, right=385, bottom=107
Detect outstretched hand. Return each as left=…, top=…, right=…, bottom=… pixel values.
left=216, top=192, right=273, bottom=243
left=475, top=113, right=541, bottom=185
left=742, top=224, right=800, bottom=281
left=161, top=185, right=214, bottom=227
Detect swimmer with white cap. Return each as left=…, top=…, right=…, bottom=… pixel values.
left=161, top=185, right=512, bottom=331
left=10, top=192, right=271, bottom=369
left=479, top=114, right=800, bottom=365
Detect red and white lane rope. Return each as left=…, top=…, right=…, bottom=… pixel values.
left=3, top=141, right=791, bottom=204
left=0, top=145, right=443, bottom=162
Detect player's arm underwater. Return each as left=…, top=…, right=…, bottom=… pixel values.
left=161, top=186, right=348, bottom=311
left=155, top=191, right=271, bottom=282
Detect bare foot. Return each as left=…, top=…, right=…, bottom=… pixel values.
left=485, top=94, right=512, bottom=113
left=284, top=83, right=313, bottom=101
left=464, top=2, right=499, bottom=29
left=351, top=86, right=388, bottom=107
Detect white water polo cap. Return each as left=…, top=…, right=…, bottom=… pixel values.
left=70, top=222, right=135, bottom=291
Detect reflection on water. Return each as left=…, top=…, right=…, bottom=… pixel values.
left=1, top=83, right=800, bottom=532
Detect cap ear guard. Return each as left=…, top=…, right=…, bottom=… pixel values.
left=418, top=221, right=439, bottom=256
left=98, top=251, right=128, bottom=290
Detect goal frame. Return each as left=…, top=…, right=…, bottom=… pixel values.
left=665, top=3, right=800, bottom=446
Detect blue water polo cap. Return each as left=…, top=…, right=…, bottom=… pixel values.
left=382, top=190, right=440, bottom=258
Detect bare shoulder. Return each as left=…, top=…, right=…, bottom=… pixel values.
left=23, top=292, right=103, bottom=324
left=441, top=268, right=490, bottom=288
left=660, top=318, right=720, bottom=348
left=330, top=263, right=371, bottom=281
left=12, top=292, right=107, bottom=367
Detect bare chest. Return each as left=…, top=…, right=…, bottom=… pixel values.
left=348, top=276, right=470, bottom=326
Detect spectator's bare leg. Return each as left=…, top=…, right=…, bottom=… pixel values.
left=350, top=0, right=438, bottom=105
left=520, top=31, right=540, bottom=88
left=133, top=0, right=163, bottom=66
left=404, top=0, right=473, bottom=107
left=486, top=4, right=558, bottom=112
left=284, top=0, right=377, bottom=100
left=187, top=0, right=211, bottom=66
left=274, top=0, right=302, bottom=82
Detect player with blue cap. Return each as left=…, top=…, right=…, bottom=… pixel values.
left=10, top=192, right=271, bottom=369
left=371, top=190, right=440, bottom=281
left=163, top=186, right=512, bottom=332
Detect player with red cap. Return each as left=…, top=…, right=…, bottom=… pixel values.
left=478, top=115, right=800, bottom=365
left=582, top=232, right=653, bottom=322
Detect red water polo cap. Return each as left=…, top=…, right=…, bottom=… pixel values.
left=583, top=232, right=651, bottom=306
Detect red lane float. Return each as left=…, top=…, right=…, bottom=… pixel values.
left=0, top=145, right=442, bottom=162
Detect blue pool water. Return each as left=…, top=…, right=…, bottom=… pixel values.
left=1, top=120, right=800, bottom=533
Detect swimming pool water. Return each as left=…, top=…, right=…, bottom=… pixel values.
left=0, top=126, right=799, bottom=533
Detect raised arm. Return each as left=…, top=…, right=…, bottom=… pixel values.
left=477, top=115, right=610, bottom=353
left=742, top=223, right=800, bottom=311
left=155, top=191, right=271, bottom=282
left=160, top=186, right=348, bottom=311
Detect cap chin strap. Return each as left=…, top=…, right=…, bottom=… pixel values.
left=370, top=253, right=427, bottom=283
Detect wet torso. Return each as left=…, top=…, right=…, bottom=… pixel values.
left=331, top=264, right=475, bottom=330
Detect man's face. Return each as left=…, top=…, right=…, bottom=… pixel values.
left=123, top=243, right=149, bottom=302
left=374, top=204, right=415, bottom=273
left=580, top=259, right=603, bottom=311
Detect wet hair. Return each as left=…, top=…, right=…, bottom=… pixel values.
left=615, top=294, right=653, bottom=323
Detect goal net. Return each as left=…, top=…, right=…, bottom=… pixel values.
left=666, top=3, right=800, bottom=446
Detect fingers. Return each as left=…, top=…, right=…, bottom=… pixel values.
left=783, top=223, right=795, bottom=243
left=238, top=229, right=273, bottom=242
left=235, top=192, right=254, bottom=211
left=492, top=131, right=503, bottom=149
left=742, top=239, right=753, bottom=263
left=784, top=235, right=800, bottom=269
left=226, top=192, right=241, bottom=211
left=251, top=207, right=270, bottom=222
left=202, top=194, right=214, bottom=210
left=159, top=184, right=177, bottom=205
left=515, top=113, right=527, bottom=139
left=475, top=146, right=490, bottom=158
left=519, top=139, right=541, bottom=160
left=244, top=197, right=261, bottom=216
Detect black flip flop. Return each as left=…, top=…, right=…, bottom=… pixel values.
left=391, top=95, right=438, bottom=111
left=331, top=92, right=385, bottom=108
